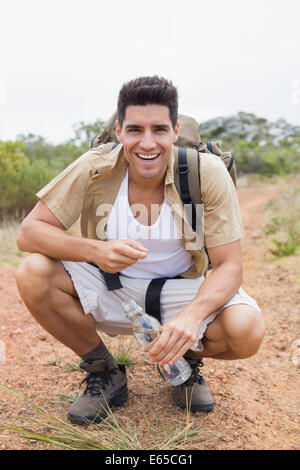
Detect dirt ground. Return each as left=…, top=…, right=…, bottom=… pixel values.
left=0, top=182, right=299, bottom=450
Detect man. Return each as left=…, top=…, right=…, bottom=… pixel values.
left=15, top=76, right=265, bottom=425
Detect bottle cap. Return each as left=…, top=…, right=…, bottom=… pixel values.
left=121, top=299, right=139, bottom=313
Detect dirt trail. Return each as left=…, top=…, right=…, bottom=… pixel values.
left=0, top=184, right=299, bottom=450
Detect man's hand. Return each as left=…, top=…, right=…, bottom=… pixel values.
left=144, top=301, right=202, bottom=366
left=90, top=238, right=148, bottom=273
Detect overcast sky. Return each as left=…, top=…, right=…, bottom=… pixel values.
left=1, top=0, right=300, bottom=144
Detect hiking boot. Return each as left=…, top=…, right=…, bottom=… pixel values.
left=173, top=358, right=215, bottom=412
left=67, top=358, right=128, bottom=425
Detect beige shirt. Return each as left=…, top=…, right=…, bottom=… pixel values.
left=36, top=143, right=244, bottom=279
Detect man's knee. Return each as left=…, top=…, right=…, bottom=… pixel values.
left=222, top=305, right=266, bottom=359
left=15, top=253, right=58, bottom=299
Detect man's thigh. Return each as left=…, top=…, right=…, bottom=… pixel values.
left=61, top=261, right=144, bottom=336
left=58, top=263, right=263, bottom=347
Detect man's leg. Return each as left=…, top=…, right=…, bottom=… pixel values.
left=192, top=303, right=266, bottom=360
left=174, top=303, right=265, bottom=413
left=15, top=253, right=128, bottom=425
left=15, top=253, right=101, bottom=356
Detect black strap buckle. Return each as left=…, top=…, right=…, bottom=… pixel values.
left=181, top=196, right=194, bottom=205
left=176, top=164, right=189, bottom=175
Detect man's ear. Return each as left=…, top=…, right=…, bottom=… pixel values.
left=115, top=120, right=123, bottom=143
left=173, top=121, right=180, bottom=143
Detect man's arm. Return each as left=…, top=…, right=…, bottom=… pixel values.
left=17, top=201, right=148, bottom=271
left=192, top=238, right=243, bottom=318
left=146, top=239, right=243, bottom=366
left=17, top=200, right=95, bottom=262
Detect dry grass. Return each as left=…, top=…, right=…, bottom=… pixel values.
left=263, top=173, right=300, bottom=259
left=0, top=216, right=81, bottom=268
left=0, top=384, right=222, bottom=450
left=0, top=219, right=25, bottom=267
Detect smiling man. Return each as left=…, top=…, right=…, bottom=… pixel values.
left=15, top=76, right=265, bottom=425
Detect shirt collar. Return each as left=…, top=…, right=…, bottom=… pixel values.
left=165, top=146, right=175, bottom=185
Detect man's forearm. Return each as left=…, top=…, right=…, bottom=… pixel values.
left=191, top=262, right=243, bottom=322
left=17, top=220, right=99, bottom=263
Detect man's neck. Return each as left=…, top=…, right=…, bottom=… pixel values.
left=128, top=168, right=166, bottom=193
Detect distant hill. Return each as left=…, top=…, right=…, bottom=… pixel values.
left=199, top=112, right=300, bottom=175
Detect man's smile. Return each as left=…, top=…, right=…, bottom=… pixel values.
left=134, top=152, right=161, bottom=163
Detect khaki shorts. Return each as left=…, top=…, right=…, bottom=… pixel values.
left=61, top=261, right=261, bottom=352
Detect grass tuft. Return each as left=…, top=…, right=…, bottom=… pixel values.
left=112, top=342, right=136, bottom=367
left=0, top=384, right=222, bottom=450
left=64, top=361, right=83, bottom=373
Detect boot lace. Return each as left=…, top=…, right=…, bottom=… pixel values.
left=183, top=359, right=204, bottom=387
left=80, top=369, right=118, bottom=397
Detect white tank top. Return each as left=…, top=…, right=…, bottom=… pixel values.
left=106, top=170, right=193, bottom=279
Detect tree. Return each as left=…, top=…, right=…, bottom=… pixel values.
left=0, top=140, right=28, bottom=173
left=71, top=119, right=105, bottom=145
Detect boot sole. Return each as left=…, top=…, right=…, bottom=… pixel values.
left=67, top=386, right=129, bottom=425
left=175, top=398, right=215, bottom=413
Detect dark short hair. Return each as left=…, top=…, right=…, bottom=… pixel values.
left=117, top=76, right=178, bottom=129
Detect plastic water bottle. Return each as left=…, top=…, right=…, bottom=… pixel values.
left=121, top=299, right=191, bottom=386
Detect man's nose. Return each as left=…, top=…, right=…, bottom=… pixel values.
left=140, top=131, right=156, bottom=150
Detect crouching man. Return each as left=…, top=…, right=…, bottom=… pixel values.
left=15, top=76, right=265, bottom=425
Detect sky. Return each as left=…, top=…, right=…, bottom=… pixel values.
left=0, top=0, right=300, bottom=144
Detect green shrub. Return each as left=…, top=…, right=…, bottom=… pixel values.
left=255, top=117, right=267, bottom=124
left=265, top=217, right=282, bottom=235
left=0, top=159, right=60, bottom=219
left=20, top=134, right=85, bottom=167
left=259, top=151, right=295, bottom=176
left=204, top=126, right=226, bottom=139
left=270, top=236, right=299, bottom=257
left=265, top=193, right=300, bottom=258
left=0, top=140, right=28, bottom=172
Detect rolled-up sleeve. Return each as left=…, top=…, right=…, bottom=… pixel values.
left=35, top=151, right=95, bottom=230
left=201, top=154, right=244, bottom=248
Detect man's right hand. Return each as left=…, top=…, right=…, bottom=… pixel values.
left=90, top=238, right=148, bottom=273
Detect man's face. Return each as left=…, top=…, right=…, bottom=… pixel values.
left=116, top=104, right=179, bottom=183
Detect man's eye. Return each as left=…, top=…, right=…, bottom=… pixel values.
left=128, top=129, right=140, bottom=133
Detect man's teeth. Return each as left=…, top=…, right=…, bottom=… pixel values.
left=137, top=153, right=159, bottom=160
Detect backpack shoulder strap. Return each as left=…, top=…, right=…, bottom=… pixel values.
left=173, top=147, right=203, bottom=232
left=174, top=146, right=202, bottom=203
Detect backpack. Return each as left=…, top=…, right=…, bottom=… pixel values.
left=90, top=111, right=237, bottom=270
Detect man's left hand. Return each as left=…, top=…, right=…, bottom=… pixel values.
left=144, top=302, right=202, bottom=366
